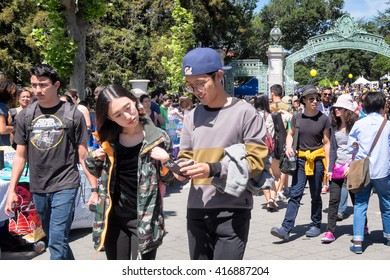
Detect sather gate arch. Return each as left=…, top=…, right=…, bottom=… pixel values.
left=284, top=14, right=390, bottom=94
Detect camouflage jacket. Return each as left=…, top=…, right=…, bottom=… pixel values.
left=85, top=117, right=174, bottom=256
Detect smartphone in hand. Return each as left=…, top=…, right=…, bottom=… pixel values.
left=163, top=159, right=194, bottom=178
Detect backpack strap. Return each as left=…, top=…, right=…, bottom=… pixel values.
left=271, top=113, right=279, bottom=133
left=292, top=113, right=302, bottom=151
left=25, top=101, right=39, bottom=135
left=63, top=102, right=78, bottom=157
left=22, top=101, right=39, bottom=171
left=367, top=118, right=387, bottom=157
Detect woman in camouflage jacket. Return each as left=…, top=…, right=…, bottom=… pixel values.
left=85, top=84, right=174, bottom=259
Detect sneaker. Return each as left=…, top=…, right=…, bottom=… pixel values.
left=321, top=185, right=329, bottom=194
left=270, top=227, right=289, bottom=241
left=337, top=213, right=344, bottom=221
left=364, top=226, right=369, bottom=236
left=306, top=226, right=321, bottom=237
left=276, top=192, right=286, bottom=202
left=350, top=244, right=363, bottom=254
left=321, top=231, right=335, bottom=243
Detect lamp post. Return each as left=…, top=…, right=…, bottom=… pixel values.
left=270, top=23, right=282, bottom=47
left=267, top=22, right=285, bottom=95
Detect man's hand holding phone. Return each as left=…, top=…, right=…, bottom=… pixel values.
left=163, top=159, right=194, bottom=180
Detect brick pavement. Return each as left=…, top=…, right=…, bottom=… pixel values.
left=1, top=180, right=389, bottom=260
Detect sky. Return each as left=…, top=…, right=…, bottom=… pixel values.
left=256, top=0, right=388, bottom=20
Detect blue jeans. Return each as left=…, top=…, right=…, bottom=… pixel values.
left=33, top=188, right=77, bottom=260
left=353, top=175, right=390, bottom=242
left=281, top=158, right=324, bottom=233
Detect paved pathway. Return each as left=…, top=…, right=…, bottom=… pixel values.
left=2, top=181, right=389, bottom=260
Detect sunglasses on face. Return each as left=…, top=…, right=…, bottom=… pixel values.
left=322, top=93, right=332, bottom=97
left=307, top=96, right=321, bottom=103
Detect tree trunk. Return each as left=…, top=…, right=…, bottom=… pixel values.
left=61, top=0, right=88, bottom=101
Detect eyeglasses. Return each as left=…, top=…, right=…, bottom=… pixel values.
left=185, top=72, right=217, bottom=94
left=307, top=96, right=321, bottom=103
left=322, top=93, right=332, bottom=97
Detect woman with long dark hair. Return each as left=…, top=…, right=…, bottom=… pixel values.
left=321, top=94, right=358, bottom=243
left=253, top=93, right=278, bottom=211
left=85, top=84, right=174, bottom=259
left=0, top=80, right=16, bottom=146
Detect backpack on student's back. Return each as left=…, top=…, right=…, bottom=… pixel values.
left=24, top=101, right=78, bottom=154
left=271, top=112, right=287, bottom=160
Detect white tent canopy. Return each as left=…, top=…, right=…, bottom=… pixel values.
left=352, top=76, right=370, bottom=85
left=380, top=73, right=390, bottom=80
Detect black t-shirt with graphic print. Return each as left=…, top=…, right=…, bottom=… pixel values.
left=14, top=101, right=89, bottom=193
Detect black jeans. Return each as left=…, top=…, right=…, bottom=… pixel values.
left=104, top=213, right=157, bottom=260
left=187, top=214, right=250, bottom=260
left=327, top=178, right=344, bottom=233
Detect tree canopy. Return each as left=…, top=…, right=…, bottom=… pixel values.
left=0, top=0, right=389, bottom=100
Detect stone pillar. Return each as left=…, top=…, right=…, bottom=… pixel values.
left=129, top=79, right=150, bottom=98
left=214, top=48, right=232, bottom=94
left=267, top=47, right=285, bottom=96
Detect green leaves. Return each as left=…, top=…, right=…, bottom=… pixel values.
left=161, top=0, right=194, bottom=94
left=30, top=1, right=77, bottom=78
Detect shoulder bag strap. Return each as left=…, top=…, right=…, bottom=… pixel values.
left=367, top=118, right=387, bottom=157
left=292, top=113, right=302, bottom=151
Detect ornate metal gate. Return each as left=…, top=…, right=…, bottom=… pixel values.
left=284, top=15, right=390, bottom=94
left=225, top=59, right=268, bottom=96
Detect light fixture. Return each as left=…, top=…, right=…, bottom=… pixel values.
left=270, top=22, right=282, bottom=45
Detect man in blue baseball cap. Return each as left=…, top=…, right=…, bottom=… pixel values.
left=174, top=47, right=268, bottom=260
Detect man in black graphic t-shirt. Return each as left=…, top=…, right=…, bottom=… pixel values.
left=4, top=64, right=98, bottom=260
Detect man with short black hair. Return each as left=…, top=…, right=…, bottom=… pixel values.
left=150, top=87, right=166, bottom=127
left=318, top=86, right=333, bottom=117
left=4, top=64, right=98, bottom=260
left=159, top=94, right=173, bottom=130
left=348, top=91, right=390, bottom=254
left=270, top=84, right=289, bottom=113
left=269, top=84, right=291, bottom=202
left=318, top=86, right=333, bottom=194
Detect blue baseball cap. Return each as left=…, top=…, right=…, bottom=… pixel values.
left=182, top=47, right=232, bottom=76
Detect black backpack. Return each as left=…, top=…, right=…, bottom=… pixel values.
left=271, top=112, right=287, bottom=160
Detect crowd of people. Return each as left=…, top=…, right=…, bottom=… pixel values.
left=1, top=47, right=389, bottom=260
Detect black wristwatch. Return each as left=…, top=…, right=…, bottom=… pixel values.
left=91, top=187, right=98, bottom=193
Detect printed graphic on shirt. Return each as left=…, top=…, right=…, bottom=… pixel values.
left=30, top=114, right=65, bottom=150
